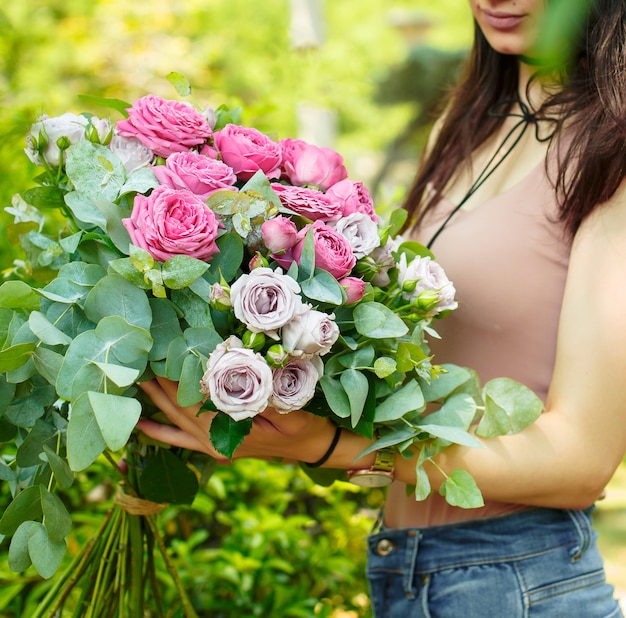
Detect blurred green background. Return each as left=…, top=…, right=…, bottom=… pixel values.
left=0, top=1, right=624, bottom=616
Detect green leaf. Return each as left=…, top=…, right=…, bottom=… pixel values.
left=338, top=346, right=375, bottom=370
left=421, top=393, right=477, bottom=430
left=148, top=298, right=184, bottom=361
left=28, top=522, right=66, bottom=579
left=59, top=231, right=83, bottom=254
left=374, top=380, right=425, bottom=422
left=340, top=369, right=369, bottom=428
left=16, top=419, right=57, bottom=467
left=438, top=469, right=484, bottom=509
left=22, top=186, right=65, bottom=210
left=170, top=287, right=212, bottom=329
left=139, top=448, right=199, bottom=505
left=41, top=487, right=72, bottom=542
left=476, top=377, right=544, bottom=437
left=94, top=315, right=153, bottom=363
left=354, top=426, right=417, bottom=459
left=0, top=486, right=43, bottom=536
left=298, top=228, right=316, bottom=280
left=0, top=343, right=35, bottom=372
left=420, top=364, right=477, bottom=402
left=299, top=464, right=343, bottom=487
left=210, top=413, right=253, bottom=459
left=416, top=424, right=482, bottom=448
left=90, top=362, right=140, bottom=387
left=162, top=255, right=209, bottom=289
left=42, top=445, right=74, bottom=490
left=177, top=354, right=206, bottom=407
left=77, top=94, right=132, bottom=117
left=65, top=141, right=126, bottom=202
left=165, top=327, right=222, bottom=380
left=354, top=302, right=408, bottom=339
left=66, top=392, right=107, bottom=471
left=374, top=357, right=397, bottom=378
left=28, top=311, right=72, bottom=346
left=414, top=464, right=432, bottom=501
left=8, top=521, right=34, bottom=573
left=129, top=244, right=154, bottom=272
left=396, top=241, right=435, bottom=261
left=108, top=257, right=150, bottom=287
left=0, top=281, right=40, bottom=310
left=84, top=274, right=152, bottom=330
left=319, top=376, right=351, bottom=418
left=119, top=167, right=159, bottom=196
left=300, top=270, right=344, bottom=305
left=396, top=342, right=427, bottom=373
left=167, top=71, right=192, bottom=96
left=88, top=391, right=141, bottom=451
left=64, top=191, right=107, bottom=228
left=388, top=207, right=408, bottom=238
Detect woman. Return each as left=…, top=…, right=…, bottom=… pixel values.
left=139, top=0, right=626, bottom=615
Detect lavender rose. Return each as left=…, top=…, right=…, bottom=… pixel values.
left=122, top=186, right=220, bottom=262
left=292, top=221, right=356, bottom=280
left=109, top=134, right=154, bottom=174
left=326, top=179, right=378, bottom=223
left=200, top=336, right=273, bottom=420
left=25, top=113, right=90, bottom=167
left=279, top=138, right=348, bottom=190
left=230, top=267, right=304, bottom=339
left=270, top=183, right=343, bottom=222
left=282, top=308, right=339, bottom=356
left=116, top=95, right=213, bottom=158
left=213, top=124, right=282, bottom=181
left=397, top=253, right=458, bottom=315
left=153, top=152, right=237, bottom=200
left=270, top=357, right=323, bottom=413
left=332, top=212, right=381, bottom=259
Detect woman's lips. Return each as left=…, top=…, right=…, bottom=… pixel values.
left=482, top=9, right=525, bottom=30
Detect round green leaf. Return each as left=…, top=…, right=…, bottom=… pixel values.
left=374, top=380, right=425, bottom=422
left=41, top=487, right=72, bottom=542
left=354, top=302, right=408, bottom=339
left=0, top=486, right=43, bottom=536
left=66, top=392, right=106, bottom=471
left=8, top=521, right=34, bottom=573
left=27, top=522, right=66, bottom=579
left=88, top=391, right=141, bottom=452
left=438, top=469, right=484, bottom=509
left=162, top=255, right=209, bottom=290
left=139, top=448, right=199, bottom=505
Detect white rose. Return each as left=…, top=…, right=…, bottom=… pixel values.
left=332, top=212, right=381, bottom=259
left=200, top=336, right=273, bottom=420
left=230, top=268, right=303, bottom=339
left=109, top=133, right=155, bottom=174
left=369, top=236, right=397, bottom=287
left=270, top=357, right=323, bottom=413
left=397, top=253, right=458, bottom=314
left=282, top=308, right=339, bottom=356
left=25, top=113, right=90, bottom=167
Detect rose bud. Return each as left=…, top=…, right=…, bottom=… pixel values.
left=243, top=330, right=266, bottom=352
left=209, top=282, right=232, bottom=311
left=339, top=276, right=366, bottom=305
left=266, top=344, right=290, bottom=368
left=248, top=252, right=269, bottom=270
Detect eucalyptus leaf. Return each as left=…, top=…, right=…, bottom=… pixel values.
left=177, top=354, right=206, bottom=407
left=374, top=357, right=397, bottom=378
left=167, top=71, right=191, bottom=96
left=374, top=380, right=425, bottom=422
left=162, top=255, right=209, bottom=289
left=354, top=426, right=417, bottom=459
left=300, top=270, right=344, bottom=305
left=16, top=419, right=57, bottom=467
left=438, top=469, right=484, bottom=509
left=41, top=487, right=72, bottom=542
left=298, top=228, right=316, bottom=280
left=210, top=414, right=253, bottom=460
left=64, top=191, right=107, bottom=229
left=319, top=376, right=351, bottom=418
left=420, top=364, right=477, bottom=402
left=476, top=377, right=544, bottom=437
left=0, top=281, right=40, bottom=310
left=170, top=287, right=212, bottom=329
left=66, top=392, right=106, bottom=471
left=421, top=393, right=477, bottom=430
left=8, top=521, right=34, bottom=573
left=354, top=302, right=408, bottom=339
left=299, top=464, right=343, bottom=487
left=148, top=298, right=184, bottom=361
left=0, top=343, right=36, bottom=372
left=119, top=167, right=158, bottom=196
left=88, top=391, right=141, bottom=451
left=340, top=369, right=369, bottom=428
left=28, top=522, right=66, bottom=579
left=0, top=485, right=43, bottom=536
left=42, top=445, right=74, bottom=490
left=94, top=315, right=153, bottom=363
left=338, top=346, right=375, bottom=370
left=414, top=464, right=432, bottom=501
left=416, top=424, right=482, bottom=448
left=90, top=362, right=140, bottom=387
left=28, top=311, right=72, bottom=346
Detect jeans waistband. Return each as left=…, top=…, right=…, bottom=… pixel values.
left=368, top=507, right=594, bottom=573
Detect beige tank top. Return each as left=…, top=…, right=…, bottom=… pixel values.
left=385, top=157, right=572, bottom=528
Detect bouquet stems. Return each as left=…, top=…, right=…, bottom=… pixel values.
left=30, top=469, right=199, bottom=617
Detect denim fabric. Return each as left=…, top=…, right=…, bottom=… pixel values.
left=367, top=508, right=623, bottom=618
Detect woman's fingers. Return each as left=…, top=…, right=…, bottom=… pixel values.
left=136, top=419, right=210, bottom=453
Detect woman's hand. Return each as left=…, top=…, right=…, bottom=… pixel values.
left=137, top=377, right=343, bottom=465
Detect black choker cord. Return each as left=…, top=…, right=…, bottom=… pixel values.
left=426, top=94, right=555, bottom=250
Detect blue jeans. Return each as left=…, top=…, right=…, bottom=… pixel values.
left=367, top=507, right=623, bottom=617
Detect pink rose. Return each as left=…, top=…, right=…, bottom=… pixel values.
left=279, top=138, right=348, bottom=190
left=116, top=95, right=213, bottom=158
left=339, top=276, right=366, bottom=304
left=123, top=186, right=220, bottom=262
left=200, top=336, right=273, bottom=420
left=292, top=221, right=356, bottom=280
left=230, top=267, right=304, bottom=339
left=270, top=183, right=343, bottom=222
left=153, top=152, right=238, bottom=200
left=261, top=216, right=299, bottom=254
left=270, top=357, right=323, bottom=413
left=326, top=179, right=378, bottom=223
left=213, top=124, right=281, bottom=181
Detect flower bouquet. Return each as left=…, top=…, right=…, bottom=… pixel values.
left=0, top=76, right=543, bottom=613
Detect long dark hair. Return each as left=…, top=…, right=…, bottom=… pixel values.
left=403, top=0, right=626, bottom=237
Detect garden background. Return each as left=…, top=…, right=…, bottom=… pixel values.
left=0, top=0, right=624, bottom=616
